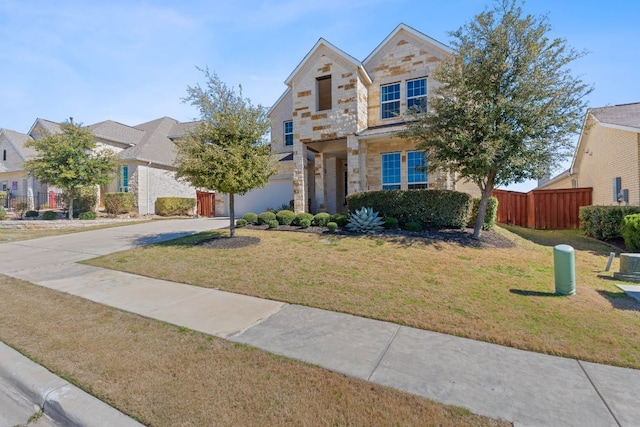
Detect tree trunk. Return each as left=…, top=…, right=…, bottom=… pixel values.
left=473, top=187, right=494, bottom=239
left=68, top=196, right=74, bottom=220
left=229, top=193, right=235, bottom=238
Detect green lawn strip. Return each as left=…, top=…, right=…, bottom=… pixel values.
left=0, top=275, right=507, bottom=426
left=85, top=226, right=640, bottom=369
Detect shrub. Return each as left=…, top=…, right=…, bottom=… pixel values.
left=467, top=197, right=499, bottom=230
left=105, top=192, right=135, bottom=215
left=404, top=221, right=422, bottom=232
left=155, top=197, right=196, bottom=216
left=299, top=218, right=311, bottom=229
left=78, top=211, right=97, bottom=220
left=330, top=213, right=349, bottom=227
left=12, top=200, right=29, bottom=219
left=25, top=210, right=39, bottom=218
left=236, top=218, right=248, bottom=227
left=242, top=212, right=258, bottom=224
left=347, top=207, right=385, bottom=234
left=257, top=211, right=277, bottom=225
left=70, top=187, right=98, bottom=213
left=0, top=207, right=6, bottom=220
left=293, top=212, right=313, bottom=226
left=579, top=205, right=640, bottom=240
left=276, top=209, right=296, bottom=225
left=621, top=214, right=640, bottom=252
left=327, top=221, right=338, bottom=232
left=346, top=189, right=473, bottom=229
left=266, top=219, right=279, bottom=229
left=383, top=217, right=399, bottom=229
left=42, top=211, right=57, bottom=220
left=313, top=212, right=331, bottom=226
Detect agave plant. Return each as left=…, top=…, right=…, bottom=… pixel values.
left=346, top=207, right=385, bottom=234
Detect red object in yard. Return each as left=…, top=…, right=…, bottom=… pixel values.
left=49, top=191, right=56, bottom=209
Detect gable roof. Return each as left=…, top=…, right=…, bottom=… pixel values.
left=589, top=102, right=640, bottom=132
left=119, top=117, right=183, bottom=167
left=284, top=37, right=372, bottom=87
left=0, top=128, right=36, bottom=161
left=363, top=23, right=452, bottom=66
left=87, top=120, right=145, bottom=146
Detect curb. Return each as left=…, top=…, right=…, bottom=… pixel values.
left=0, top=342, right=143, bottom=427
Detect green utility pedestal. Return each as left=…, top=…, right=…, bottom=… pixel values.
left=554, top=244, right=576, bottom=295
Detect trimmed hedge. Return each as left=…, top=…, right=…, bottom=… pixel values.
left=42, top=211, right=57, bottom=220
left=467, top=197, right=499, bottom=230
left=276, top=209, right=296, bottom=225
left=242, top=212, right=258, bottom=224
left=621, top=214, right=640, bottom=252
left=155, top=197, right=196, bottom=216
left=79, top=211, right=97, bottom=220
left=236, top=218, right=248, bottom=227
left=257, top=211, right=277, bottom=225
left=68, top=187, right=98, bottom=213
left=105, top=192, right=135, bottom=215
left=293, top=212, right=313, bottom=226
left=579, top=205, right=640, bottom=240
left=346, top=189, right=473, bottom=229
left=313, top=212, right=331, bottom=226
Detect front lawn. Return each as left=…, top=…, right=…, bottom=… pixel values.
left=0, top=276, right=506, bottom=426
left=86, top=226, right=640, bottom=368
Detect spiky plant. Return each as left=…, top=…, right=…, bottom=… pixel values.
left=346, top=207, right=385, bottom=234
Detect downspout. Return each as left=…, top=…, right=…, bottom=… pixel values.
left=147, top=160, right=151, bottom=215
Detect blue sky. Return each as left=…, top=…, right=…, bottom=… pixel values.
left=1, top=0, right=638, bottom=191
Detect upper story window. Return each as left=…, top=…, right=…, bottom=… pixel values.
left=284, top=120, right=293, bottom=146
left=407, top=151, right=428, bottom=189
left=2, top=150, right=6, bottom=161
left=407, top=78, right=427, bottom=113
left=317, top=75, right=332, bottom=111
left=381, top=152, right=401, bottom=190
left=381, top=83, right=401, bottom=119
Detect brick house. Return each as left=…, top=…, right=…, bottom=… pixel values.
left=268, top=23, right=481, bottom=214
left=0, top=117, right=198, bottom=214
left=538, top=102, right=640, bottom=205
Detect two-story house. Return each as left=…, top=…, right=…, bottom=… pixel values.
left=267, top=23, right=481, bottom=214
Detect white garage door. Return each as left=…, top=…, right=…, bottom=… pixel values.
left=233, top=179, right=293, bottom=216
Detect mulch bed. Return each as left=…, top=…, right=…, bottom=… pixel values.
left=197, top=224, right=515, bottom=249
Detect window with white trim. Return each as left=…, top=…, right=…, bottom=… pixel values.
left=407, top=151, right=428, bottom=189
left=284, top=120, right=293, bottom=146
left=407, top=78, right=427, bottom=113
left=381, top=152, right=401, bottom=190
left=381, top=83, right=401, bottom=119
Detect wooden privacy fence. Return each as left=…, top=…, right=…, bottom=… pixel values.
left=491, top=187, right=592, bottom=229
left=196, top=191, right=215, bottom=217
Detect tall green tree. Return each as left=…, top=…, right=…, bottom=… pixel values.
left=175, top=68, right=276, bottom=237
left=400, top=0, right=591, bottom=238
left=25, top=119, right=117, bottom=219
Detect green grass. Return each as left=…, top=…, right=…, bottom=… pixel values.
left=86, top=226, right=640, bottom=369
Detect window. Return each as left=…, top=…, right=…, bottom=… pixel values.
left=381, top=83, right=400, bottom=119
left=381, top=152, right=401, bottom=190
left=2, top=150, right=6, bottom=161
left=407, top=151, right=428, bottom=189
left=571, top=178, right=578, bottom=188
left=119, top=165, right=129, bottom=192
left=317, top=75, right=332, bottom=111
left=284, top=120, right=293, bottom=146
left=407, top=78, right=427, bottom=113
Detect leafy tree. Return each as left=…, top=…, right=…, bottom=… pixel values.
left=24, top=120, right=117, bottom=219
left=175, top=68, right=276, bottom=237
left=400, top=0, right=591, bottom=238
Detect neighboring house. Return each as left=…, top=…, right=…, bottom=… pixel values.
left=267, top=23, right=481, bottom=214
left=538, top=102, right=640, bottom=205
left=0, top=127, right=50, bottom=205
left=1, top=117, right=199, bottom=215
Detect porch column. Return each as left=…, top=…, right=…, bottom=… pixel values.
left=314, top=152, right=326, bottom=212
left=293, top=140, right=307, bottom=213
left=347, top=135, right=363, bottom=194
left=27, top=176, right=34, bottom=209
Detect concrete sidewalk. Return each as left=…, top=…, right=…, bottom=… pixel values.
left=1, top=218, right=639, bottom=426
